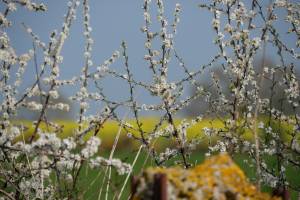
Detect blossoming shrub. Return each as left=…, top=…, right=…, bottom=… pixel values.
left=0, top=1, right=132, bottom=199
left=0, top=0, right=299, bottom=199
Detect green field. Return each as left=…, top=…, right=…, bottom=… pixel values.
left=67, top=150, right=300, bottom=200
left=12, top=118, right=300, bottom=199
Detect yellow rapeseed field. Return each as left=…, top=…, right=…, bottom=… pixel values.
left=13, top=117, right=294, bottom=150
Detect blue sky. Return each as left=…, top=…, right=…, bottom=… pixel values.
left=4, top=1, right=298, bottom=116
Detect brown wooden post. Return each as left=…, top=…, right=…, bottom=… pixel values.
left=153, top=173, right=167, bottom=200
left=272, top=187, right=290, bottom=200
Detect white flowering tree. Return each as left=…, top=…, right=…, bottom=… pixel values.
left=0, top=0, right=299, bottom=199
left=0, top=1, right=131, bottom=199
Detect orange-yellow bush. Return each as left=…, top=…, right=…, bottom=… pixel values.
left=132, top=153, right=280, bottom=200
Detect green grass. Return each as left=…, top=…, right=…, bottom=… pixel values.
left=70, top=150, right=300, bottom=200
left=53, top=150, right=300, bottom=199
